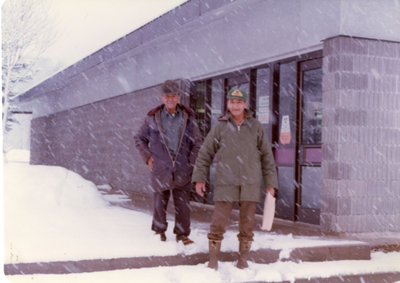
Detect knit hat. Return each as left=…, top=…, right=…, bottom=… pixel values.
left=227, top=87, right=247, bottom=101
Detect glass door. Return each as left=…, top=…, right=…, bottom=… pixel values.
left=296, top=58, right=323, bottom=224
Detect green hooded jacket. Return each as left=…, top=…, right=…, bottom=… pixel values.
left=192, top=109, right=278, bottom=202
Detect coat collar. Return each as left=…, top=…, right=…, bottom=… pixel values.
left=147, top=103, right=195, bottom=116
left=218, top=109, right=254, bottom=121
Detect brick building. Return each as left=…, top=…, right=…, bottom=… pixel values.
left=16, top=0, right=400, bottom=233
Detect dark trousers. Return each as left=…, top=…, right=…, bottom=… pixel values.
left=208, top=201, right=257, bottom=242
left=152, top=189, right=191, bottom=236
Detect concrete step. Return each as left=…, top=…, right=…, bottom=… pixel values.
left=4, top=241, right=370, bottom=275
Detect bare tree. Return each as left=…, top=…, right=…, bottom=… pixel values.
left=2, top=0, right=58, bottom=136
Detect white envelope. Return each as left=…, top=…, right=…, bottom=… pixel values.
left=261, top=192, right=276, bottom=231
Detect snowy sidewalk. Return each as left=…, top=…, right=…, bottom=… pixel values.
left=2, top=181, right=381, bottom=275
left=4, top=162, right=400, bottom=282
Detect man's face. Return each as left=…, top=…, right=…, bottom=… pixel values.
left=227, top=98, right=247, bottom=117
left=161, top=93, right=180, bottom=112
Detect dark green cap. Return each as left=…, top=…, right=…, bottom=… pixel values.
left=227, top=87, right=247, bottom=101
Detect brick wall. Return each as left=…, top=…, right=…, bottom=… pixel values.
left=30, top=79, right=191, bottom=195
left=321, top=36, right=400, bottom=232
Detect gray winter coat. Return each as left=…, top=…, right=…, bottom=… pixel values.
left=135, top=104, right=202, bottom=192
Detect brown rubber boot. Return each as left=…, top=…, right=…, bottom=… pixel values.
left=208, top=240, right=221, bottom=269
left=237, top=241, right=252, bottom=269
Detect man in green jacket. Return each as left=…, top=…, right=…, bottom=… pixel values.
left=192, top=87, right=278, bottom=269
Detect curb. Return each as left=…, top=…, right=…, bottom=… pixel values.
left=4, top=243, right=370, bottom=275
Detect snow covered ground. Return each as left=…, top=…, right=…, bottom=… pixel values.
left=2, top=150, right=400, bottom=282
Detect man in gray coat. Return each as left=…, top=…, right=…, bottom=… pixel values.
left=192, top=87, right=278, bottom=268
left=135, top=80, right=202, bottom=245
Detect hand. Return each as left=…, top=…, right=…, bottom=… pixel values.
left=147, top=156, right=154, bottom=171
left=195, top=182, right=206, bottom=197
left=266, top=187, right=275, bottom=197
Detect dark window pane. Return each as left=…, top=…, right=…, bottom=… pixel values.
left=193, top=82, right=206, bottom=136
left=301, top=166, right=321, bottom=209
left=302, top=68, right=322, bottom=145
left=211, top=79, right=224, bottom=127
left=275, top=166, right=295, bottom=220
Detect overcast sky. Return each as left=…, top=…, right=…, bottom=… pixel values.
left=45, top=0, right=187, bottom=66
left=16, top=0, right=188, bottom=92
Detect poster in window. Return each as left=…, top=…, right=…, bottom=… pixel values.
left=258, top=96, right=269, bottom=124
left=280, top=115, right=291, bottom=144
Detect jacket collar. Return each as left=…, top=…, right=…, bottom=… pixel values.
left=218, top=109, right=254, bottom=121
left=147, top=103, right=195, bottom=116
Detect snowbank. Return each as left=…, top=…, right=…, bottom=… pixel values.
left=4, top=163, right=209, bottom=263
left=4, top=149, right=30, bottom=163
